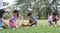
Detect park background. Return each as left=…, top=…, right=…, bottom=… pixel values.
left=3, top=0, right=60, bottom=20
left=0, top=0, right=60, bottom=33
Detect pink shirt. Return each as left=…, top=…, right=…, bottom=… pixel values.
left=48, top=15, right=59, bottom=22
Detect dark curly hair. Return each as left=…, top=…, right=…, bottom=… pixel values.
left=0, top=9, right=5, bottom=18
left=13, top=10, right=19, bottom=18
left=52, top=12, right=57, bottom=16
left=27, top=13, right=32, bottom=16
left=0, top=9, right=5, bottom=14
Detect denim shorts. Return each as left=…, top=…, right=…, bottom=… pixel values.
left=0, top=20, right=2, bottom=28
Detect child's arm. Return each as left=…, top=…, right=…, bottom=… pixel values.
left=51, top=21, right=56, bottom=26
left=29, top=18, right=35, bottom=25
left=9, top=15, right=13, bottom=20
left=56, top=16, right=59, bottom=21
left=2, top=19, right=8, bottom=26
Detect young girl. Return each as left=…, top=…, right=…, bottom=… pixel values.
left=48, top=12, right=59, bottom=26
left=9, top=10, right=19, bottom=28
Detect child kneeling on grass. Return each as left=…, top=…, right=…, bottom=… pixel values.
left=22, top=13, right=37, bottom=27
left=0, top=9, right=6, bottom=29
left=9, top=10, right=19, bottom=29
left=48, top=12, right=59, bottom=27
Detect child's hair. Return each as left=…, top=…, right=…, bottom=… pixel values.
left=13, top=10, right=19, bottom=18
left=52, top=12, right=57, bottom=16
left=0, top=9, right=5, bottom=14
left=27, top=13, right=32, bottom=16
left=0, top=9, right=5, bottom=18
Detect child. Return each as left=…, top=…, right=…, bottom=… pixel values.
left=9, top=10, right=19, bottom=29
left=48, top=12, right=59, bottom=26
left=22, top=13, right=37, bottom=27
left=0, top=9, right=5, bottom=29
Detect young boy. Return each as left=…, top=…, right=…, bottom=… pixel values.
left=0, top=9, right=5, bottom=29
left=27, top=13, right=37, bottom=26
left=22, top=13, right=37, bottom=27
left=48, top=12, right=59, bottom=26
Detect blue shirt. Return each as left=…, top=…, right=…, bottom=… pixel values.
left=32, top=16, right=37, bottom=22
left=30, top=16, right=37, bottom=23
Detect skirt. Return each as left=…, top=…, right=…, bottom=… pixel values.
left=9, top=22, right=15, bottom=28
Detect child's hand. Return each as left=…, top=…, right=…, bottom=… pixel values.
left=53, top=23, right=57, bottom=27
left=57, top=19, right=59, bottom=21
left=54, top=25, right=57, bottom=27
left=9, top=18, right=10, bottom=20
left=29, top=24, right=31, bottom=26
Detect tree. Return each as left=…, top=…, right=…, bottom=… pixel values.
left=14, top=0, right=59, bottom=19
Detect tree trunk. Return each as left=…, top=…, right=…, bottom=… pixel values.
left=37, top=8, right=41, bottom=19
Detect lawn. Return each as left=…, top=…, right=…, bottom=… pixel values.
left=0, top=20, right=60, bottom=33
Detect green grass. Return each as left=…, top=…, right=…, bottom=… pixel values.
left=0, top=20, right=60, bottom=33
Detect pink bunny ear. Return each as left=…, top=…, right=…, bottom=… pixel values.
left=4, top=9, right=10, bottom=13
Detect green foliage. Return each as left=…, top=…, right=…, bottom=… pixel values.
left=3, top=2, right=9, bottom=6
left=13, top=0, right=59, bottom=19
left=4, top=13, right=12, bottom=19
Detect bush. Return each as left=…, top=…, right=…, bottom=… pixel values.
left=4, top=13, right=12, bottom=19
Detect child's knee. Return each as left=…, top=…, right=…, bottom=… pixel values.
left=48, top=21, right=53, bottom=26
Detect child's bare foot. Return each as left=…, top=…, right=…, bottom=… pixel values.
left=13, top=28, right=15, bottom=29
left=55, top=25, right=57, bottom=27
left=52, top=25, right=57, bottom=27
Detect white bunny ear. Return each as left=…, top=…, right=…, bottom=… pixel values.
left=27, top=8, right=32, bottom=11
left=4, top=9, right=10, bottom=13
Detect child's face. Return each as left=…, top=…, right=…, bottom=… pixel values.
left=52, top=15, right=56, bottom=18
left=13, top=13, right=17, bottom=16
left=29, top=15, right=32, bottom=18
